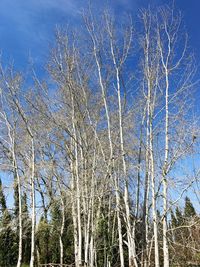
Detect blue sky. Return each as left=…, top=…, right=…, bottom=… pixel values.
left=0, top=0, right=200, bottom=73
left=1, top=0, right=199, bottom=211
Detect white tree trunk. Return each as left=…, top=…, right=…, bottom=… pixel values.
left=30, top=138, right=35, bottom=267
left=16, top=168, right=23, bottom=267
left=143, top=16, right=160, bottom=266
left=149, top=109, right=159, bottom=267
left=86, top=24, right=125, bottom=267
left=107, top=24, right=137, bottom=266
left=60, top=196, right=65, bottom=265
left=71, top=90, right=82, bottom=267
left=114, top=174, right=125, bottom=267
left=158, top=21, right=171, bottom=267
left=71, top=166, right=79, bottom=267
left=59, top=219, right=64, bottom=265
left=162, top=66, right=170, bottom=267
left=15, top=160, right=23, bottom=267
left=10, top=132, right=23, bottom=267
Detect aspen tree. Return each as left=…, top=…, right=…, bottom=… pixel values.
left=140, top=10, right=160, bottom=267
left=84, top=13, right=125, bottom=267
left=0, top=89, right=23, bottom=267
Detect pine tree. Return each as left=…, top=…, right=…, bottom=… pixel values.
left=36, top=216, right=50, bottom=264
left=0, top=178, right=17, bottom=266
left=13, top=175, right=19, bottom=218
left=22, top=192, right=31, bottom=264
left=170, top=210, right=177, bottom=228
left=175, top=207, right=184, bottom=226
left=184, top=197, right=196, bottom=219
left=49, top=201, right=61, bottom=263
left=0, top=178, right=7, bottom=212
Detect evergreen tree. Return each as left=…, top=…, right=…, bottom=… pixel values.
left=184, top=196, right=196, bottom=219
left=13, top=175, right=19, bottom=218
left=175, top=207, right=184, bottom=226
left=49, top=201, right=61, bottom=263
left=36, top=216, right=50, bottom=264
left=21, top=192, right=31, bottom=264
left=0, top=179, right=7, bottom=212
left=0, top=178, right=17, bottom=266
left=170, top=210, right=177, bottom=228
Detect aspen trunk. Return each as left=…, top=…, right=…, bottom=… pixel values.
left=162, top=66, right=170, bottom=267
left=15, top=161, right=23, bottom=267
left=87, top=25, right=125, bottom=266
left=30, top=138, right=35, bottom=267
left=71, top=164, right=79, bottom=267
left=149, top=108, right=159, bottom=267
left=71, top=90, right=82, bottom=267
left=10, top=133, right=23, bottom=267
left=143, top=15, right=160, bottom=266
left=114, top=174, right=125, bottom=267
left=60, top=196, right=65, bottom=265
left=142, top=118, right=150, bottom=267
left=16, top=169, right=22, bottom=267
left=85, top=143, right=96, bottom=267
left=158, top=21, right=171, bottom=267
left=107, top=23, right=137, bottom=266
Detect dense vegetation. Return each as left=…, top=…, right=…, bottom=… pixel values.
left=0, top=186, right=199, bottom=266
left=0, top=4, right=199, bottom=267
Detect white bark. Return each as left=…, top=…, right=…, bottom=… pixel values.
left=71, top=90, right=82, bottom=267
left=71, top=159, right=79, bottom=267
left=157, top=16, right=171, bottom=267
left=15, top=158, right=23, bottom=267
left=30, top=138, right=35, bottom=267
left=142, top=12, right=160, bottom=266
left=56, top=174, right=65, bottom=266
left=162, top=66, right=170, bottom=267
left=59, top=197, right=65, bottom=265
left=85, top=18, right=125, bottom=267
left=10, top=133, right=23, bottom=267
left=105, top=16, right=138, bottom=267
left=114, top=174, right=125, bottom=267
left=4, top=115, right=23, bottom=267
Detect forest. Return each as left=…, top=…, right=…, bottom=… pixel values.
left=0, top=4, right=200, bottom=267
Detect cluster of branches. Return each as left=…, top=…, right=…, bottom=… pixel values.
left=0, top=4, right=199, bottom=267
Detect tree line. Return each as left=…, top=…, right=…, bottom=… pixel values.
left=0, top=4, right=199, bottom=267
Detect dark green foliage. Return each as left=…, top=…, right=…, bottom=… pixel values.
left=94, top=202, right=120, bottom=267
left=36, top=200, right=75, bottom=264
left=63, top=215, right=74, bottom=264
left=0, top=210, right=17, bottom=266
left=184, top=197, right=196, bottom=219
left=175, top=207, right=184, bottom=226
left=0, top=178, right=17, bottom=266
left=36, top=216, right=51, bottom=264
left=0, top=181, right=200, bottom=267
left=0, top=178, right=7, bottom=212
left=13, top=176, right=19, bottom=218
left=96, top=213, right=108, bottom=267
left=170, top=210, right=177, bottom=228
left=49, top=201, right=61, bottom=263
left=21, top=193, right=31, bottom=264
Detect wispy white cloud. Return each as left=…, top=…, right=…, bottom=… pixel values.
left=0, top=0, right=85, bottom=68
left=0, top=0, right=156, bottom=69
